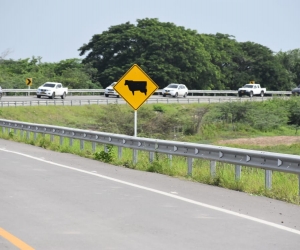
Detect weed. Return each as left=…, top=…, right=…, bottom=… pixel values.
left=94, top=145, right=114, bottom=163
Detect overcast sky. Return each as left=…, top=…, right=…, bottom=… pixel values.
left=1, top=0, right=299, bottom=62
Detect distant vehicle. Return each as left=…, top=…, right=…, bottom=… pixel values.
left=291, top=85, right=300, bottom=95
left=105, top=82, right=119, bottom=98
left=36, top=82, right=68, bottom=99
left=0, top=86, right=2, bottom=100
left=238, top=82, right=266, bottom=97
left=162, top=83, right=188, bottom=98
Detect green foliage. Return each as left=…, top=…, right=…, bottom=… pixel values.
left=287, top=97, right=300, bottom=132
left=275, top=49, right=300, bottom=87
left=79, top=18, right=219, bottom=89
left=94, top=145, right=114, bottom=163
left=152, top=104, right=165, bottom=113
left=8, top=131, right=14, bottom=138
left=203, top=99, right=289, bottom=134
left=0, top=57, right=101, bottom=89
left=78, top=18, right=298, bottom=90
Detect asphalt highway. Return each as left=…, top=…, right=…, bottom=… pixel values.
left=0, top=139, right=299, bottom=249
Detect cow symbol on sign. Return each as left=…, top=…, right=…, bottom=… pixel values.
left=125, top=80, right=147, bottom=95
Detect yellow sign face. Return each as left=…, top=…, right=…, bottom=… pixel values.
left=26, top=78, right=32, bottom=86
left=114, top=64, right=158, bottom=110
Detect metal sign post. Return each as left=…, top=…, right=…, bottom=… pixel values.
left=134, top=110, right=137, bottom=137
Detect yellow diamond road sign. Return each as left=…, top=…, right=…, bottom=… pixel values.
left=114, top=64, right=158, bottom=110
left=26, top=78, right=32, bottom=86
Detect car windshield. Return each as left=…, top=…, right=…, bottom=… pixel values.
left=242, top=84, right=253, bottom=88
left=43, top=83, right=55, bottom=88
left=166, top=84, right=179, bottom=88
left=109, top=82, right=117, bottom=87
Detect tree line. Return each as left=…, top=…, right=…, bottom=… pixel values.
left=1, top=18, right=300, bottom=90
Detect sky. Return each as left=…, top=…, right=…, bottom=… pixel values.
left=1, top=0, right=299, bottom=63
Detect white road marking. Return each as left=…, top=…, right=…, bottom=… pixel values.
left=1, top=148, right=300, bottom=235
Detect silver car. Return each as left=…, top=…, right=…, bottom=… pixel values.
left=104, top=82, right=119, bottom=98
left=162, top=83, right=188, bottom=98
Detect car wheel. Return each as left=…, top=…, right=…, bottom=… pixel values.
left=61, top=92, right=66, bottom=99
left=249, top=91, right=253, bottom=98
left=183, top=92, right=187, bottom=98
left=163, top=94, right=166, bottom=97
left=117, top=95, right=120, bottom=98
left=260, top=91, right=264, bottom=97
left=37, top=95, right=41, bottom=98
left=173, top=92, right=178, bottom=98
left=50, top=93, right=55, bottom=99
left=105, top=94, right=109, bottom=97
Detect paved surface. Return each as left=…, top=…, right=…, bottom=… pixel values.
left=0, top=139, right=299, bottom=249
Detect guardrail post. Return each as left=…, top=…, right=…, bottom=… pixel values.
left=104, top=145, right=108, bottom=153
left=34, top=132, right=37, bottom=140
left=20, top=130, right=24, bottom=138
left=210, top=160, right=216, bottom=177
left=168, top=154, right=172, bottom=165
left=118, top=146, right=123, bottom=159
left=26, top=131, right=30, bottom=140
left=92, top=142, right=96, bottom=152
left=133, top=149, right=138, bottom=164
left=60, top=136, right=64, bottom=145
left=69, top=138, right=73, bottom=147
left=265, top=170, right=272, bottom=190
left=2, top=127, right=5, bottom=134
left=80, top=140, right=84, bottom=150
left=50, top=134, right=54, bottom=142
left=14, top=128, right=17, bottom=134
left=187, top=157, right=193, bottom=175
left=235, top=165, right=241, bottom=180
left=149, top=151, right=154, bottom=162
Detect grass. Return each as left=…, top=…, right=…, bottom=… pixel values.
left=0, top=103, right=299, bottom=205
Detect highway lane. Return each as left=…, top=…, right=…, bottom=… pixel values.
left=0, top=139, right=300, bottom=249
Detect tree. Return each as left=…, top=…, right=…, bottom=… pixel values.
left=198, top=33, right=243, bottom=90
left=276, top=49, right=300, bottom=88
left=0, top=57, right=100, bottom=89
left=234, top=42, right=291, bottom=91
left=78, top=18, right=219, bottom=89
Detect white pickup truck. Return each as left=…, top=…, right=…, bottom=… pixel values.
left=36, top=82, right=68, bottom=99
left=238, top=83, right=266, bottom=97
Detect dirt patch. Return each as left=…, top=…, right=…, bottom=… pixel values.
left=217, top=136, right=300, bottom=146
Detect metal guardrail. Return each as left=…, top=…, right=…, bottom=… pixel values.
left=0, top=119, right=299, bottom=195
left=0, top=89, right=292, bottom=96
left=0, top=96, right=274, bottom=107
